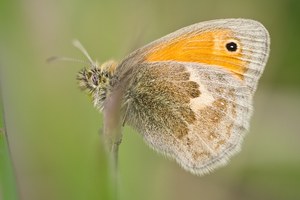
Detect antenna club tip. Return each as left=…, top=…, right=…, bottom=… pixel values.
left=72, top=39, right=80, bottom=46
left=46, top=56, right=58, bottom=63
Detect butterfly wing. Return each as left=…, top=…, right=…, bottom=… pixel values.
left=116, top=18, right=270, bottom=91
left=117, top=19, right=270, bottom=175
left=126, top=61, right=250, bottom=175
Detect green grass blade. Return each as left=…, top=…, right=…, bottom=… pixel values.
left=0, top=85, right=19, bottom=200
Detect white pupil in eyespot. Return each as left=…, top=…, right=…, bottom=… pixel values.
left=226, top=42, right=238, bottom=52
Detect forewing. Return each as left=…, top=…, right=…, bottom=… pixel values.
left=116, top=18, right=270, bottom=91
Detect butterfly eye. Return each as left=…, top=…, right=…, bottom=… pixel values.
left=92, top=74, right=99, bottom=86
left=225, top=42, right=238, bottom=52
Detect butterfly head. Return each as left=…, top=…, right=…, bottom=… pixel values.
left=77, top=60, right=118, bottom=110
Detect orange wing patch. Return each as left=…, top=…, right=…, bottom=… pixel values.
left=145, top=29, right=248, bottom=79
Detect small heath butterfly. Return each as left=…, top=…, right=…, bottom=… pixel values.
left=75, top=18, right=270, bottom=175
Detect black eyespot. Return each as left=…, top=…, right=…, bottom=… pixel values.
left=226, top=42, right=238, bottom=52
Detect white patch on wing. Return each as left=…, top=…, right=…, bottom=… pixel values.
left=186, top=65, right=215, bottom=111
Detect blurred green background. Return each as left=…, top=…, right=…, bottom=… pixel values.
left=1, top=0, right=300, bottom=200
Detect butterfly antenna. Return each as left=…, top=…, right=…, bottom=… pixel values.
left=46, top=56, right=90, bottom=65
left=72, top=39, right=96, bottom=67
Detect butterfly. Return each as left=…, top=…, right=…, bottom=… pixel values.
left=75, top=18, right=270, bottom=175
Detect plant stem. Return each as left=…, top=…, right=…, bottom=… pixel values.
left=102, top=85, right=124, bottom=200
left=0, top=72, right=20, bottom=200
